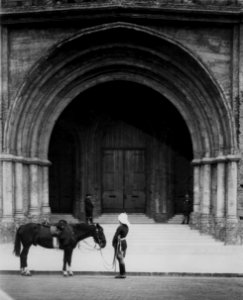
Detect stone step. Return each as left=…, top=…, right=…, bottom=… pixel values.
left=167, top=214, right=184, bottom=224
left=94, top=213, right=155, bottom=224
left=98, top=224, right=243, bottom=257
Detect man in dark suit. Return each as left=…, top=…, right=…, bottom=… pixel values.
left=85, top=194, right=94, bottom=224
left=182, top=193, right=192, bottom=224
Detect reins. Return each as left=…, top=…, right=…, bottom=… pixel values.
left=78, top=224, right=116, bottom=271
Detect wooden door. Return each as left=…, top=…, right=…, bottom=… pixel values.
left=102, top=150, right=123, bottom=212
left=124, top=150, right=146, bottom=212
left=102, top=149, right=146, bottom=213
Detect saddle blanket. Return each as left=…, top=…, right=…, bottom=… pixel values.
left=52, top=237, right=60, bottom=249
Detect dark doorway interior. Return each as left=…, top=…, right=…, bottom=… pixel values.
left=49, top=127, right=75, bottom=213
left=48, top=80, right=193, bottom=219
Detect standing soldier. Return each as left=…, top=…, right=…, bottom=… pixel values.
left=112, top=212, right=130, bottom=279
left=84, top=194, right=94, bottom=224
left=182, top=193, right=192, bottom=224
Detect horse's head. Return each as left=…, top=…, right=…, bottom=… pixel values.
left=92, top=223, right=106, bottom=249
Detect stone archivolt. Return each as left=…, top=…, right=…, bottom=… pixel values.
left=2, top=0, right=243, bottom=10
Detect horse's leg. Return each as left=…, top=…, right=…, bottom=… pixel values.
left=62, top=248, right=74, bottom=277
left=62, top=249, right=68, bottom=277
left=20, top=244, right=31, bottom=276
left=67, top=248, right=74, bottom=276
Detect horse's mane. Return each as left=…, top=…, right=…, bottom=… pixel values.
left=71, top=223, right=96, bottom=235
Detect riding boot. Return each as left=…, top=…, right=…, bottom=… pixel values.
left=120, top=263, right=126, bottom=275
left=116, top=263, right=126, bottom=278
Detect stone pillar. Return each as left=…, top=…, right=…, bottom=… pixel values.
left=2, top=159, right=14, bottom=222
left=15, top=160, right=25, bottom=220
left=41, top=164, right=51, bottom=216
left=200, top=158, right=213, bottom=234
left=1, top=155, right=15, bottom=242
left=29, top=162, right=40, bottom=218
left=214, top=156, right=226, bottom=240
left=225, top=154, right=240, bottom=244
left=191, top=159, right=201, bottom=229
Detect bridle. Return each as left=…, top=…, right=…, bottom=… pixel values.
left=93, top=226, right=104, bottom=250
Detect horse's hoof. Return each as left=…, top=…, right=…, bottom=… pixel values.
left=21, top=272, right=31, bottom=276
left=68, top=272, right=74, bottom=276
left=63, top=272, right=68, bottom=277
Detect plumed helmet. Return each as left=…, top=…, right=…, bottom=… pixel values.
left=118, top=213, right=130, bottom=227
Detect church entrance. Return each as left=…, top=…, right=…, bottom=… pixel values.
left=102, top=149, right=146, bottom=213
left=48, top=80, right=193, bottom=220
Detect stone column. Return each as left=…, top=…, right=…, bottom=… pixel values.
left=200, top=158, right=213, bottom=234
left=225, top=154, right=240, bottom=244
left=191, top=159, right=201, bottom=229
left=29, top=162, right=40, bottom=218
left=41, top=164, right=51, bottom=216
left=1, top=155, right=15, bottom=242
left=15, top=160, right=25, bottom=220
left=214, top=156, right=226, bottom=240
left=2, top=159, right=14, bottom=222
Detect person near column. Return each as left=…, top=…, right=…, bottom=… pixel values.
left=112, top=212, right=130, bottom=279
left=84, top=193, right=94, bottom=224
left=182, top=193, right=192, bottom=224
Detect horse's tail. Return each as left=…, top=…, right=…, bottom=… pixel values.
left=13, top=227, right=22, bottom=257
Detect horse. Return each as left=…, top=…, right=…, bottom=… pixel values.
left=13, top=220, right=106, bottom=276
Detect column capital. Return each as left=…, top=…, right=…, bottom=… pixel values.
left=0, top=154, right=51, bottom=166
left=191, top=158, right=201, bottom=165
left=201, top=157, right=215, bottom=165
left=214, top=155, right=227, bottom=163
left=226, top=154, right=241, bottom=162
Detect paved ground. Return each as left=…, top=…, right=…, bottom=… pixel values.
left=1, top=238, right=243, bottom=275
left=0, top=274, right=243, bottom=300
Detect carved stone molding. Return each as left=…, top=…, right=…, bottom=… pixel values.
left=1, top=0, right=243, bottom=10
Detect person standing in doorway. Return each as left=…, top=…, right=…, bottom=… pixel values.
left=182, top=193, right=192, bottom=224
left=112, top=212, right=130, bottom=279
left=84, top=194, right=94, bottom=224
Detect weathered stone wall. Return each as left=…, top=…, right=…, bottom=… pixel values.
left=7, top=24, right=233, bottom=112
left=1, top=3, right=243, bottom=243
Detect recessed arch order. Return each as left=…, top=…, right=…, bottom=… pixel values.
left=4, top=21, right=237, bottom=161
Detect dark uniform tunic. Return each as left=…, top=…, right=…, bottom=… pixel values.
left=85, top=196, right=94, bottom=224
left=112, top=223, right=129, bottom=276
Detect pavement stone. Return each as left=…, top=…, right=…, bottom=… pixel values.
left=0, top=275, right=243, bottom=300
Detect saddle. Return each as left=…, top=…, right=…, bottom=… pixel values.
left=41, top=221, right=65, bottom=249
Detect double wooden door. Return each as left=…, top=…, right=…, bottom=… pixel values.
left=102, top=149, right=146, bottom=213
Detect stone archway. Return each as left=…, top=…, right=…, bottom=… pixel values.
left=1, top=22, right=240, bottom=243
left=48, top=80, right=193, bottom=220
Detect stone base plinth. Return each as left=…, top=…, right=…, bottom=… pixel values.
left=153, top=213, right=169, bottom=223
left=0, top=221, right=16, bottom=243
left=225, top=219, right=242, bottom=245
left=190, top=212, right=200, bottom=229
left=213, top=218, right=226, bottom=241
left=199, top=214, right=211, bottom=234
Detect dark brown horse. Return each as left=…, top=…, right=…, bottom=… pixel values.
left=13, top=221, right=106, bottom=276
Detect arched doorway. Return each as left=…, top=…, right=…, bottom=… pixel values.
left=2, top=22, right=239, bottom=243
left=48, top=80, right=192, bottom=220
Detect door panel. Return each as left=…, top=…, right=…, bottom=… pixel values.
left=124, top=150, right=146, bottom=212
left=102, top=149, right=146, bottom=213
left=102, top=150, right=123, bottom=211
